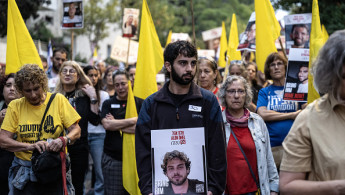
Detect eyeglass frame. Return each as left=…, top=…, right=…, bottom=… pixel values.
left=61, top=68, right=77, bottom=75
left=226, top=89, right=246, bottom=96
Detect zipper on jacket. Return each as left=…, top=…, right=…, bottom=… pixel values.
left=176, top=107, right=179, bottom=120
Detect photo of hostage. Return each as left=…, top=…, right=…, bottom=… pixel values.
left=160, top=150, right=205, bottom=195
left=238, top=22, right=256, bottom=50
left=62, top=1, right=83, bottom=28
left=296, top=64, right=308, bottom=93
left=123, top=14, right=137, bottom=37
left=290, top=24, right=310, bottom=48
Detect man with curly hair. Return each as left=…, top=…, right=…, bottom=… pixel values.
left=160, top=150, right=204, bottom=194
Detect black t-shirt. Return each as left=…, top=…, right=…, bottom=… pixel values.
left=101, top=96, right=143, bottom=160
left=167, top=88, right=188, bottom=106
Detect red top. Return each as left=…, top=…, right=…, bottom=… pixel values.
left=225, top=126, right=258, bottom=195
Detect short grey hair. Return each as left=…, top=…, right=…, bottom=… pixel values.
left=313, top=30, right=345, bottom=99
left=218, top=75, right=253, bottom=108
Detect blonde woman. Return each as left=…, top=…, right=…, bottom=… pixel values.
left=55, top=61, right=100, bottom=195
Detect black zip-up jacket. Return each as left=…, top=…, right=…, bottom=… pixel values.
left=135, top=82, right=227, bottom=195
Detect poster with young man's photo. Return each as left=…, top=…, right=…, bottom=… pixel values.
left=123, top=8, right=140, bottom=39
left=283, top=48, right=310, bottom=102
left=151, top=127, right=207, bottom=195
left=237, top=12, right=256, bottom=51
left=284, top=14, right=312, bottom=55
left=62, top=0, right=83, bottom=29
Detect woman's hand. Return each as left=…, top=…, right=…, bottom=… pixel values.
left=47, top=138, right=64, bottom=152
left=82, top=84, right=97, bottom=99
left=32, top=141, right=49, bottom=153
left=0, top=108, right=7, bottom=124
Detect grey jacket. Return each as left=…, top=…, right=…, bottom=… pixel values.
left=222, top=111, right=279, bottom=195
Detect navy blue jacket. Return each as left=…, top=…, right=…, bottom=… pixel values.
left=135, top=82, right=226, bottom=195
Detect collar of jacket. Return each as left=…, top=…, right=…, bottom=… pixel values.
left=154, top=81, right=203, bottom=105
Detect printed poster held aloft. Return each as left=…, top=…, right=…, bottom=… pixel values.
left=284, top=14, right=312, bottom=55
left=283, top=48, right=310, bottom=102
left=62, top=0, right=83, bottom=29
left=151, top=127, right=207, bottom=195
left=123, top=8, right=140, bottom=39
left=237, top=12, right=256, bottom=51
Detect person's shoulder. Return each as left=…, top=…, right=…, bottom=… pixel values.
left=189, top=179, right=204, bottom=185
left=7, top=97, right=25, bottom=109
left=199, top=87, right=217, bottom=102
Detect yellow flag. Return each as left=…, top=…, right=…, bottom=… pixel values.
left=218, top=22, right=228, bottom=68
left=307, top=0, right=324, bottom=103
left=165, top=30, right=172, bottom=47
left=322, top=24, right=329, bottom=43
left=123, top=81, right=141, bottom=195
left=224, top=14, right=242, bottom=80
left=134, top=0, right=163, bottom=99
left=93, top=47, right=98, bottom=59
left=255, top=0, right=281, bottom=72
left=6, top=0, right=42, bottom=74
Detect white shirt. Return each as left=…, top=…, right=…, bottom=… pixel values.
left=88, top=90, right=110, bottom=134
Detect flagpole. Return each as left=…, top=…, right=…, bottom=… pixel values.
left=278, top=37, right=287, bottom=59
left=71, top=30, right=74, bottom=60
left=126, top=37, right=131, bottom=67
left=190, top=0, right=196, bottom=47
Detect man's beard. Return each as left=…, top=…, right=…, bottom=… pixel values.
left=52, top=64, right=60, bottom=72
left=171, top=66, right=194, bottom=85
left=170, top=175, right=188, bottom=186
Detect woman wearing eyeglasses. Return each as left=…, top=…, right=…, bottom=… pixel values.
left=256, top=53, right=301, bottom=170
left=218, top=75, right=279, bottom=195
left=55, top=61, right=101, bottom=195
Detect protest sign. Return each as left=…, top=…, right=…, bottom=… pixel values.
left=110, top=36, right=138, bottom=64
left=283, top=48, right=310, bottom=102
left=151, top=127, right=207, bottom=195
left=284, top=14, right=312, bottom=54
left=237, top=12, right=256, bottom=51
left=62, top=0, right=83, bottom=29
left=123, top=8, right=140, bottom=39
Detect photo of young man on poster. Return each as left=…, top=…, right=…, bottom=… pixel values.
left=62, top=0, right=83, bottom=29
left=159, top=150, right=205, bottom=195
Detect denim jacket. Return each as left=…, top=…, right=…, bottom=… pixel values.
left=222, top=111, right=279, bottom=195
left=9, top=156, right=75, bottom=195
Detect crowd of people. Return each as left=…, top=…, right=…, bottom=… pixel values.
left=0, top=29, right=344, bottom=195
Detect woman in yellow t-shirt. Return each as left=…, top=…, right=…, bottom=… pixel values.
left=0, top=64, right=81, bottom=195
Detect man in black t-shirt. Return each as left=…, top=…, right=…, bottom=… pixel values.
left=101, top=70, right=143, bottom=195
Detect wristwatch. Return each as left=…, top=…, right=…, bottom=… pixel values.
left=65, top=135, right=71, bottom=145
left=90, top=98, right=98, bottom=104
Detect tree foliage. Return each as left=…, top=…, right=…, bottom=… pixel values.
left=121, top=0, right=254, bottom=48
left=74, top=0, right=120, bottom=54
left=273, top=0, right=345, bottom=34
left=0, top=0, right=43, bottom=37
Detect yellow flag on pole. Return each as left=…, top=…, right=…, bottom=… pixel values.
left=322, top=24, right=329, bottom=43
left=6, top=0, right=42, bottom=74
left=255, top=0, right=281, bottom=72
left=133, top=0, right=163, bottom=99
left=123, top=81, right=141, bottom=195
left=165, top=30, right=172, bottom=47
left=218, top=22, right=228, bottom=68
left=224, top=14, right=242, bottom=80
left=227, top=14, right=241, bottom=62
left=307, top=0, right=324, bottom=103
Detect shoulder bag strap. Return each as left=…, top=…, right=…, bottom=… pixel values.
left=230, top=128, right=260, bottom=189
left=36, top=93, right=57, bottom=142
